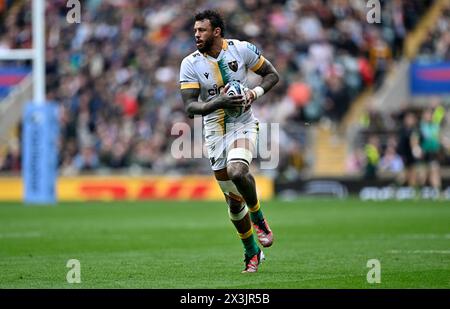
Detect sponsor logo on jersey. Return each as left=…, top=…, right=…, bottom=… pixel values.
left=208, top=84, right=224, bottom=96
left=207, top=80, right=241, bottom=96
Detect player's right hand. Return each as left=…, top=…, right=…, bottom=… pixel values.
left=217, top=84, right=246, bottom=109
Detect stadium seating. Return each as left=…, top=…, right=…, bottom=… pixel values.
left=0, top=0, right=437, bottom=178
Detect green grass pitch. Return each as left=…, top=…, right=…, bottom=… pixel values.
left=0, top=199, right=449, bottom=288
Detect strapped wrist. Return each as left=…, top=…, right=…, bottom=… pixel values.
left=252, top=86, right=265, bottom=99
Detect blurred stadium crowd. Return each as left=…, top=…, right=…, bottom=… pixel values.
left=347, top=4, right=450, bottom=190
left=349, top=103, right=449, bottom=189
left=0, top=0, right=440, bottom=179
left=417, top=4, right=450, bottom=62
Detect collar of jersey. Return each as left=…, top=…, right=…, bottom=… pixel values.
left=203, top=39, right=228, bottom=59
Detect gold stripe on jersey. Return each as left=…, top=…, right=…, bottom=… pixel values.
left=180, top=82, right=200, bottom=89
left=217, top=108, right=225, bottom=134
left=208, top=60, right=225, bottom=87
left=222, top=39, right=228, bottom=50
left=250, top=55, right=265, bottom=72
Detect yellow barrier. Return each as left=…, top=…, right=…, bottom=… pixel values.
left=0, top=176, right=273, bottom=201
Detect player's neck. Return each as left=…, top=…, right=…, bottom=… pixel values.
left=205, top=38, right=224, bottom=59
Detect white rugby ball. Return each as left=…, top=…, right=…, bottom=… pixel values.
left=225, top=81, right=247, bottom=118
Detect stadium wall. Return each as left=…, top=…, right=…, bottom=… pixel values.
left=0, top=175, right=274, bottom=202
left=276, top=177, right=450, bottom=200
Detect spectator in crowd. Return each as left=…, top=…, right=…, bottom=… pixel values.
left=369, top=31, right=392, bottom=90
left=397, top=112, right=420, bottom=187
left=346, top=147, right=365, bottom=174
left=0, top=139, right=20, bottom=172
left=418, top=108, right=443, bottom=193
left=364, top=135, right=380, bottom=179
left=380, top=144, right=404, bottom=174
left=72, top=143, right=100, bottom=172
left=324, top=72, right=350, bottom=123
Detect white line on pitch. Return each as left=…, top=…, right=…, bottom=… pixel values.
left=0, top=232, right=41, bottom=238
left=388, top=250, right=450, bottom=254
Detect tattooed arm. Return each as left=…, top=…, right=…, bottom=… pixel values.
left=181, top=85, right=245, bottom=118
left=246, top=59, right=280, bottom=103
left=254, top=59, right=280, bottom=93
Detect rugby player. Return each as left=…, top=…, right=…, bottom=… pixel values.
left=179, top=10, right=279, bottom=273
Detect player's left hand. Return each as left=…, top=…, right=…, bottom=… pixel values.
left=244, top=88, right=256, bottom=106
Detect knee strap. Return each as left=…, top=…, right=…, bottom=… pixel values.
left=218, top=180, right=241, bottom=196
left=227, top=147, right=253, bottom=167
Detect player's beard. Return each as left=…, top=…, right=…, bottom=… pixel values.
left=197, top=36, right=214, bottom=54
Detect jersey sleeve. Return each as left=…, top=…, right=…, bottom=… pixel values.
left=238, top=41, right=265, bottom=72
left=179, top=58, right=200, bottom=90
